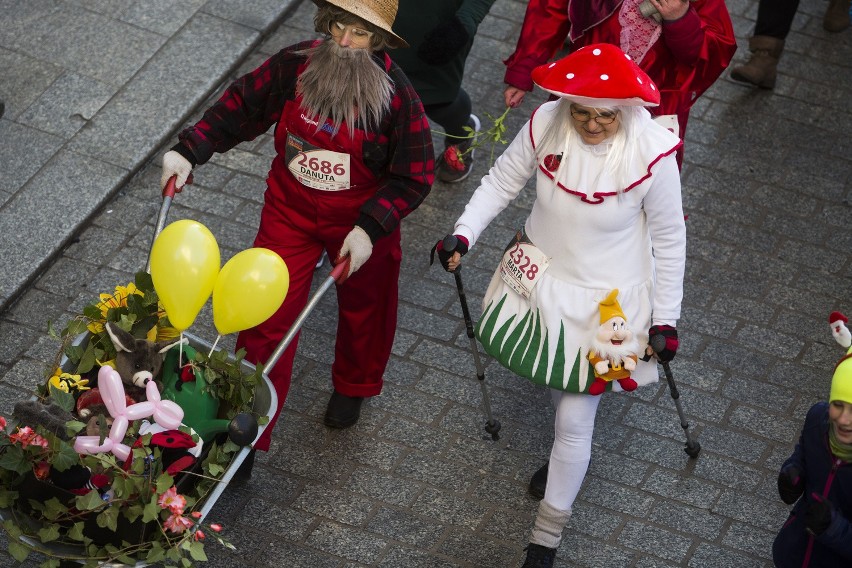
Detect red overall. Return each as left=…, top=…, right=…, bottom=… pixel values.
left=237, top=97, right=401, bottom=452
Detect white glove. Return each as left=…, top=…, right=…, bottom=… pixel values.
left=160, top=150, right=192, bottom=190
left=338, top=226, right=373, bottom=278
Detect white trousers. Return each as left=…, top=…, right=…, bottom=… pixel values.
left=543, top=390, right=601, bottom=511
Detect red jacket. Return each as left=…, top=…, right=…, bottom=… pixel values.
left=504, top=0, right=737, bottom=141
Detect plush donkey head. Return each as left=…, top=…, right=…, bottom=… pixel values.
left=105, top=322, right=185, bottom=391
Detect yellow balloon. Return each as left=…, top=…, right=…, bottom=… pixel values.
left=150, top=220, right=220, bottom=331
left=212, top=248, right=289, bottom=335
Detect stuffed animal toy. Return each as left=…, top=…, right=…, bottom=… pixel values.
left=104, top=321, right=185, bottom=401
left=12, top=399, right=77, bottom=441
left=830, top=311, right=851, bottom=349
left=587, top=289, right=640, bottom=396
left=75, top=388, right=135, bottom=436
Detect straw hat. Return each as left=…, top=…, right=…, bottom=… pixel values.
left=532, top=43, right=660, bottom=108
left=312, top=0, right=408, bottom=48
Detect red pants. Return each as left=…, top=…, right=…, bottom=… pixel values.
left=237, top=181, right=401, bottom=451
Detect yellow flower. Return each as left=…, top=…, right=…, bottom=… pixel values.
left=86, top=283, right=144, bottom=334
left=48, top=368, right=90, bottom=392
left=147, top=323, right=180, bottom=343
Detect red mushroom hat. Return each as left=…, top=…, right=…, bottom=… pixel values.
left=532, top=43, right=660, bottom=108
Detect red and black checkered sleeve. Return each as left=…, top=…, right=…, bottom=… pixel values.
left=177, top=42, right=310, bottom=165
left=358, top=63, right=435, bottom=239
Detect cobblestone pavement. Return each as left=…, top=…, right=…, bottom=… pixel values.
left=0, top=0, right=850, bottom=566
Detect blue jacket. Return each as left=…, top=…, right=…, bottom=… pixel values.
left=772, top=403, right=852, bottom=567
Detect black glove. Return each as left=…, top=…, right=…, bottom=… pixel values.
left=804, top=493, right=834, bottom=536
left=430, top=234, right=468, bottom=271
left=777, top=463, right=804, bottom=505
left=417, top=17, right=470, bottom=65
left=648, top=325, right=678, bottom=362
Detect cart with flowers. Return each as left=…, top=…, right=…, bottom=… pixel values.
left=0, top=181, right=284, bottom=567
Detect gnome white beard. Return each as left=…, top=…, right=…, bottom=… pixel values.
left=591, top=335, right=640, bottom=366
left=296, top=40, right=393, bottom=138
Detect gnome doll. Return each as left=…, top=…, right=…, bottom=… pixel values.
left=830, top=311, right=851, bottom=349
left=587, top=289, right=641, bottom=396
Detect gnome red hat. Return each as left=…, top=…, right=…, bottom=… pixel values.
left=532, top=43, right=660, bottom=108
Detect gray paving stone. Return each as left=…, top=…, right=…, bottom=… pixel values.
left=437, top=529, right=519, bottom=567
left=377, top=546, right=463, bottom=568
left=641, top=469, right=720, bottom=510
left=412, top=488, right=490, bottom=529
left=580, top=478, right=656, bottom=517
left=559, top=531, right=636, bottom=568
left=17, top=72, right=114, bottom=138
left=618, top=520, right=693, bottom=563
left=687, top=543, right=768, bottom=568
left=306, top=521, right=388, bottom=564
left=366, top=506, right=445, bottom=546
left=648, top=500, right=726, bottom=541
left=0, top=121, right=65, bottom=195
left=721, top=521, right=776, bottom=561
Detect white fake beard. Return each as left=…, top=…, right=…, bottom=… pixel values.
left=591, top=335, right=640, bottom=366
left=296, top=40, right=393, bottom=138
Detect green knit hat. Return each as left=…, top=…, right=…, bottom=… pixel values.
left=830, top=346, right=852, bottom=404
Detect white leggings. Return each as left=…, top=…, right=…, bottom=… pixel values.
left=543, top=390, right=601, bottom=511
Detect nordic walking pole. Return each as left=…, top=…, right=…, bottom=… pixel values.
left=650, top=334, right=701, bottom=458
left=442, top=235, right=501, bottom=441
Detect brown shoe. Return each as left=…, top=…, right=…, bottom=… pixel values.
left=730, top=36, right=785, bottom=89
left=824, top=0, right=851, bottom=32
left=323, top=391, right=364, bottom=429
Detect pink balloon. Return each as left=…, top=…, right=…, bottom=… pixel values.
left=98, top=366, right=128, bottom=416
left=153, top=400, right=183, bottom=430
left=75, top=364, right=184, bottom=458
left=125, top=401, right=155, bottom=421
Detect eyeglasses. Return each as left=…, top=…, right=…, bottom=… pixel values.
left=328, top=21, right=374, bottom=45
left=570, top=106, right=619, bottom=125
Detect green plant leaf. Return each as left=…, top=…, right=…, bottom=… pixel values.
left=3, top=518, right=23, bottom=539
left=67, top=522, right=86, bottom=542
left=142, top=497, right=161, bottom=523
left=51, top=440, right=83, bottom=472
left=37, top=523, right=61, bottom=542
left=156, top=473, right=175, bottom=494
left=187, top=540, right=207, bottom=561
left=146, top=541, right=167, bottom=564
left=76, top=490, right=106, bottom=511
left=0, top=445, right=29, bottom=474
left=39, top=557, right=60, bottom=568
left=46, top=385, right=76, bottom=412
left=43, top=497, right=70, bottom=520
left=77, top=342, right=97, bottom=374
left=96, top=506, right=119, bottom=531
left=7, top=540, right=30, bottom=562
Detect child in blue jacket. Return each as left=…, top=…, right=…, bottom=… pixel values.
left=773, top=318, right=852, bottom=567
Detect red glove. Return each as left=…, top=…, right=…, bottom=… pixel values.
left=430, top=234, right=468, bottom=272
left=648, top=325, right=678, bottom=362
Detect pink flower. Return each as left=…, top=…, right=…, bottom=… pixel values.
left=194, top=529, right=205, bottom=541
left=157, top=486, right=187, bottom=514
left=0, top=416, right=6, bottom=431
left=9, top=426, right=49, bottom=449
left=164, top=513, right=194, bottom=534
left=209, top=523, right=222, bottom=533
left=190, top=511, right=202, bottom=519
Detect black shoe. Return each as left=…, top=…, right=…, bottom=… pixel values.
left=522, top=543, right=556, bottom=568
left=528, top=461, right=549, bottom=500
left=323, top=391, right=364, bottom=429
left=231, top=449, right=255, bottom=486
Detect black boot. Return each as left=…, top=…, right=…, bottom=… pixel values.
left=522, top=543, right=556, bottom=568
left=231, top=449, right=255, bottom=486
left=528, top=460, right=549, bottom=499
left=323, top=391, right=364, bottom=429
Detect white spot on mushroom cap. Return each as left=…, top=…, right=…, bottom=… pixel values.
left=600, top=74, right=609, bottom=80
left=566, top=73, right=575, bottom=79
left=593, top=48, right=601, bottom=55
